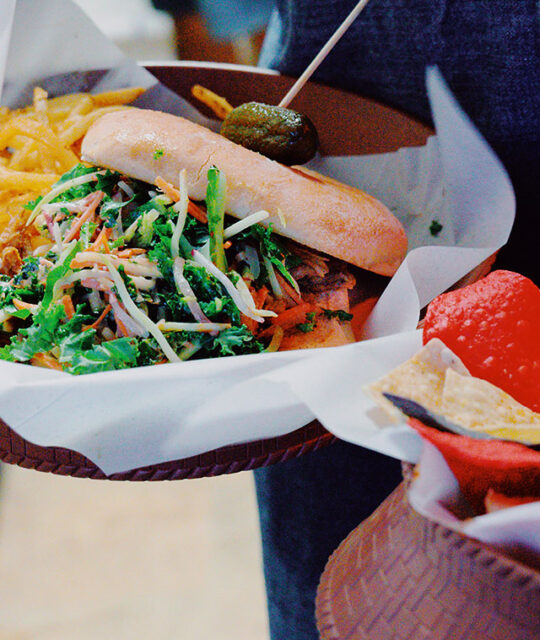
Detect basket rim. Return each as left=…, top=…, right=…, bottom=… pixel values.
left=316, top=481, right=540, bottom=640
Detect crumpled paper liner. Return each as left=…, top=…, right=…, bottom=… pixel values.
left=409, top=439, right=540, bottom=566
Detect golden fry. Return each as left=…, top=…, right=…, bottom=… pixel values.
left=65, top=94, right=94, bottom=119
left=2, top=117, right=79, bottom=170
left=7, top=139, right=39, bottom=170
left=0, top=165, right=60, bottom=192
left=33, top=87, right=49, bottom=113
left=0, top=84, right=144, bottom=253
left=59, top=105, right=127, bottom=146
left=42, top=93, right=91, bottom=121
left=191, top=84, right=233, bottom=120
left=91, top=86, right=145, bottom=107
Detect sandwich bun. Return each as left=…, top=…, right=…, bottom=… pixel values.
left=81, top=108, right=407, bottom=277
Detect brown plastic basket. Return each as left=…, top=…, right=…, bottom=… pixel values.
left=316, top=471, right=540, bottom=640
left=0, top=417, right=334, bottom=480
left=0, top=63, right=437, bottom=480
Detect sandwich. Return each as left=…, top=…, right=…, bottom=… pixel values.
left=0, top=108, right=407, bottom=374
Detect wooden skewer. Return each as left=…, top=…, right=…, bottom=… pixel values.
left=278, top=0, right=372, bottom=108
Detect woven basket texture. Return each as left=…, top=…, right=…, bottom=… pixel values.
left=0, top=418, right=334, bottom=480
left=316, top=482, right=540, bottom=640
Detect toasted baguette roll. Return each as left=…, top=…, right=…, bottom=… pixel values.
left=81, top=108, right=407, bottom=276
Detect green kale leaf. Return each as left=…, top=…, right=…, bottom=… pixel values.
left=67, top=337, right=139, bottom=375
left=322, top=309, right=353, bottom=321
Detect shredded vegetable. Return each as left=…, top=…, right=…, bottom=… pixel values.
left=104, top=258, right=179, bottom=361
left=191, top=249, right=264, bottom=323
left=0, top=163, right=355, bottom=374
left=224, top=210, right=270, bottom=239
left=171, top=169, right=189, bottom=260
left=26, top=170, right=104, bottom=226
left=206, top=167, right=228, bottom=272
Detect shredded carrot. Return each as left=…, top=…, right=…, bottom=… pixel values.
left=275, top=272, right=303, bottom=305
left=83, top=304, right=112, bottom=332
left=70, top=253, right=115, bottom=270
left=60, top=294, right=75, bottom=319
left=241, top=313, right=259, bottom=334
left=63, top=208, right=95, bottom=242
left=115, top=317, right=130, bottom=337
left=239, top=285, right=269, bottom=334
left=252, top=286, right=269, bottom=309
left=115, top=248, right=146, bottom=258
left=264, top=297, right=287, bottom=315
left=30, top=352, right=63, bottom=371
left=271, top=302, right=316, bottom=329
left=188, top=200, right=208, bottom=224
left=63, top=191, right=104, bottom=242
left=223, top=240, right=232, bottom=250
left=70, top=257, right=98, bottom=270
left=265, top=326, right=284, bottom=352
left=155, top=175, right=208, bottom=223
left=350, top=297, right=378, bottom=341
left=155, top=176, right=179, bottom=200
left=12, top=298, right=38, bottom=311
left=89, top=226, right=112, bottom=252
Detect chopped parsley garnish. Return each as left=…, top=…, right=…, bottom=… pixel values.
left=322, top=309, right=353, bottom=321
left=429, top=219, right=443, bottom=236
left=297, top=311, right=317, bottom=333
left=153, top=149, right=164, bottom=160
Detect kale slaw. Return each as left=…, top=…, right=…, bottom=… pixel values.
left=0, top=163, right=315, bottom=375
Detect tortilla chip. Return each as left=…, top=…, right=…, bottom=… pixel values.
left=484, top=488, right=538, bottom=513
left=442, top=369, right=540, bottom=444
left=365, top=338, right=470, bottom=423
left=410, top=419, right=540, bottom=512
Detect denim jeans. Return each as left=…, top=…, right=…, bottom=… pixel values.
left=254, top=442, right=402, bottom=639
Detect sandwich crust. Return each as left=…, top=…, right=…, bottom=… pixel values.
left=81, top=108, right=407, bottom=276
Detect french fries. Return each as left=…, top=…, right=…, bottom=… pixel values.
left=191, top=84, right=233, bottom=120
left=0, top=86, right=145, bottom=255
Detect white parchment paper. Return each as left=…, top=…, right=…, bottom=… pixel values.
left=0, top=0, right=516, bottom=476
left=409, top=442, right=540, bottom=566
left=0, top=0, right=15, bottom=104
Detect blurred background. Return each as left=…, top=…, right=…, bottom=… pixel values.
left=73, top=0, right=272, bottom=65
left=0, top=1, right=275, bottom=638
